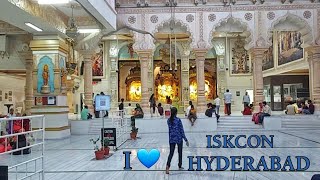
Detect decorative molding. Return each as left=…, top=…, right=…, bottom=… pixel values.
left=196, top=12, right=208, bottom=49
left=116, top=5, right=320, bottom=14
left=316, top=9, right=320, bottom=45
left=186, top=14, right=195, bottom=23
left=152, top=18, right=195, bottom=48
left=208, top=14, right=216, bottom=22
left=150, top=15, right=158, bottom=23
left=208, top=14, right=253, bottom=50
left=267, top=12, right=276, bottom=20
left=267, top=12, right=313, bottom=46
left=128, top=16, right=136, bottom=24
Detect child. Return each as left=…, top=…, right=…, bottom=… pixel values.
left=157, top=103, right=164, bottom=116
left=188, top=105, right=197, bottom=126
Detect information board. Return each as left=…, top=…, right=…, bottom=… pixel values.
left=95, top=95, right=111, bottom=111
left=101, top=128, right=116, bottom=147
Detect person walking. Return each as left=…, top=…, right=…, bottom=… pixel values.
left=214, top=96, right=221, bottom=115
left=242, top=92, right=251, bottom=108
left=166, top=107, right=189, bottom=174
left=224, top=89, right=232, bottom=115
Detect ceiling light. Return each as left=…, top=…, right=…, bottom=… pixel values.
left=78, top=29, right=100, bottom=33
left=25, top=23, right=43, bottom=32
left=38, top=0, right=70, bottom=4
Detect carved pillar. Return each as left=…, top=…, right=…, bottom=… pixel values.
left=19, top=51, right=33, bottom=115
left=194, top=49, right=208, bottom=113
left=217, top=55, right=226, bottom=98
left=181, top=55, right=190, bottom=108
left=110, top=57, right=118, bottom=108
left=136, top=50, right=152, bottom=113
left=250, top=48, right=267, bottom=110
left=306, top=46, right=320, bottom=113
left=81, top=51, right=94, bottom=113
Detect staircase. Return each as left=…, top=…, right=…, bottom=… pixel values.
left=282, top=118, right=320, bottom=129
left=217, top=116, right=263, bottom=130
left=88, top=118, right=113, bottom=135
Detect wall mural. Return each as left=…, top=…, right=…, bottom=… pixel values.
left=230, top=35, right=250, bottom=75
left=37, top=56, right=55, bottom=93
left=118, top=44, right=138, bottom=60
left=277, top=31, right=303, bottom=66
left=92, top=47, right=104, bottom=79
left=263, top=38, right=274, bottom=71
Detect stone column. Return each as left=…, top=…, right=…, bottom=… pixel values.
left=181, top=55, right=190, bottom=108
left=217, top=55, right=226, bottom=98
left=81, top=51, right=94, bottom=113
left=136, top=50, right=152, bottom=113
left=19, top=51, right=33, bottom=115
left=194, top=49, right=208, bottom=113
left=250, top=48, right=267, bottom=111
left=110, top=57, right=118, bottom=108
left=306, top=46, right=320, bottom=113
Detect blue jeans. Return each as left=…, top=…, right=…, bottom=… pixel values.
left=216, top=105, right=220, bottom=115
left=259, top=113, right=270, bottom=123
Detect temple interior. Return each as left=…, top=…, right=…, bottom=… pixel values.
left=0, top=0, right=320, bottom=180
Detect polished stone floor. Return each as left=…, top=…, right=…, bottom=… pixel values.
left=2, top=128, right=320, bottom=180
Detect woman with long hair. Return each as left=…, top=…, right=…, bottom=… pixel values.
left=166, top=107, right=189, bottom=174
left=149, top=94, right=156, bottom=116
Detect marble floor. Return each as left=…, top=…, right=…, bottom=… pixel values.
left=2, top=125, right=320, bottom=179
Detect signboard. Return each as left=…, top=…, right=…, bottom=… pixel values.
left=95, top=95, right=111, bottom=111
left=0, top=166, right=8, bottom=180
left=101, top=128, right=116, bottom=147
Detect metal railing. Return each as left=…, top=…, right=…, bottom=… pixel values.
left=110, top=111, right=129, bottom=150
left=0, top=115, right=45, bottom=180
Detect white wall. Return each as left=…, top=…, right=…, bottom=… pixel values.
left=0, top=74, right=25, bottom=115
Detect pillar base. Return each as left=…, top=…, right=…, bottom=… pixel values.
left=31, top=106, right=70, bottom=139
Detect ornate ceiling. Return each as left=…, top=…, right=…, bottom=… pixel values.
left=115, top=0, right=318, bottom=7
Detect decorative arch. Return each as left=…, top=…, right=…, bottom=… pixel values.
left=152, top=18, right=195, bottom=47
left=267, top=12, right=313, bottom=46
left=208, top=15, right=253, bottom=49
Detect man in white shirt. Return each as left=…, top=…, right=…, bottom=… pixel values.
left=259, top=101, right=271, bottom=123
left=243, top=92, right=250, bottom=108
left=186, top=101, right=192, bottom=117
left=214, top=96, right=221, bottom=115
left=224, top=89, right=232, bottom=115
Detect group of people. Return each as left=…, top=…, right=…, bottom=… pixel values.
left=285, top=100, right=315, bottom=115
left=251, top=101, right=272, bottom=124
left=0, top=108, right=32, bottom=154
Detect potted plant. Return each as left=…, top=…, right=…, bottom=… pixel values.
left=101, top=138, right=110, bottom=156
left=130, top=127, right=139, bottom=140
left=90, top=137, right=104, bottom=160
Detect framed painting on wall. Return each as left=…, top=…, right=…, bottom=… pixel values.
left=8, top=97, right=12, bottom=102
left=277, top=31, right=303, bottom=66
left=0, top=90, right=2, bottom=95
left=229, top=35, right=251, bottom=75
left=5, top=93, right=7, bottom=99
left=0, top=96, right=2, bottom=101
left=92, top=45, right=105, bottom=79
left=263, top=37, right=274, bottom=71
left=8, top=91, right=12, bottom=96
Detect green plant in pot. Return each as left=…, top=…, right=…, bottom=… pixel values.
left=130, top=127, right=138, bottom=140
left=90, top=137, right=104, bottom=160
left=101, top=138, right=110, bottom=156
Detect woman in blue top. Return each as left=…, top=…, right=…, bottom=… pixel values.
left=166, top=107, right=189, bottom=174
